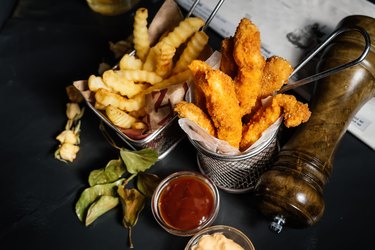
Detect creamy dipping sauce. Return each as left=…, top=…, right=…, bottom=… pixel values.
left=191, top=233, right=244, bottom=250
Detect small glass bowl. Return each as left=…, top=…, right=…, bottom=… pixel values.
left=185, top=225, right=255, bottom=250
left=151, top=171, right=220, bottom=236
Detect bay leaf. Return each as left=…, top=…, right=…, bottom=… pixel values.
left=88, top=158, right=126, bottom=186
left=117, top=186, right=146, bottom=248
left=137, top=173, right=161, bottom=198
left=85, top=195, right=119, bottom=226
left=75, top=178, right=124, bottom=222
left=120, top=148, right=158, bottom=174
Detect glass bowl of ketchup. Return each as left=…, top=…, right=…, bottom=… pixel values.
left=151, top=171, right=220, bottom=236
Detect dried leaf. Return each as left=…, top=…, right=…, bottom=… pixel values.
left=75, top=178, right=124, bottom=222
left=117, top=187, right=146, bottom=248
left=120, top=148, right=158, bottom=174
left=137, top=173, right=161, bottom=198
left=88, top=158, right=126, bottom=186
left=85, top=195, right=119, bottom=226
left=66, top=85, right=83, bottom=103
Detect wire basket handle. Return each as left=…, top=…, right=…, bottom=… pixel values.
left=186, top=0, right=226, bottom=31
left=278, top=26, right=371, bottom=94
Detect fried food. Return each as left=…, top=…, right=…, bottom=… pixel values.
left=88, top=75, right=112, bottom=92
left=233, top=18, right=266, bottom=116
left=88, top=7, right=210, bottom=134
left=115, top=70, right=162, bottom=85
left=119, top=54, right=143, bottom=70
left=219, top=37, right=237, bottom=78
left=260, top=56, right=293, bottom=98
left=133, top=8, right=150, bottom=61
left=240, top=98, right=281, bottom=151
left=102, top=70, right=147, bottom=98
left=105, top=105, right=137, bottom=129
left=142, top=69, right=192, bottom=95
left=173, top=31, right=209, bottom=74
left=189, top=60, right=242, bottom=148
left=240, top=94, right=311, bottom=150
left=95, top=88, right=145, bottom=112
left=274, top=94, right=311, bottom=127
left=154, top=42, right=176, bottom=78
left=160, top=17, right=205, bottom=49
left=174, top=101, right=216, bottom=136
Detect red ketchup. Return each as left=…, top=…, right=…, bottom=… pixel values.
left=158, top=176, right=214, bottom=231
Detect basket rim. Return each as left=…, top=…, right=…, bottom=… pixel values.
left=189, top=129, right=278, bottom=161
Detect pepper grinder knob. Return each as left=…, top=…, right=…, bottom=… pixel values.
left=270, top=215, right=286, bottom=233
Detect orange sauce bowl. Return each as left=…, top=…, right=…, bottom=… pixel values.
left=151, top=171, right=220, bottom=236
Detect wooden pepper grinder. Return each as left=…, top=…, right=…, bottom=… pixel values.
left=254, top=15, right=375, bottom=233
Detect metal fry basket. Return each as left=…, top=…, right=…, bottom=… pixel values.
left=189, top=129, right=279, bottom=193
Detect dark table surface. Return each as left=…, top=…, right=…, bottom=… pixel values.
left=1, top=0, right=375, bottom=249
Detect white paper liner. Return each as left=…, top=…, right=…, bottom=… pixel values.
left=179, top=116, right=282, bottom=155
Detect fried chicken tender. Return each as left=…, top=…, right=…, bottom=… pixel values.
left=233, top=18, right=266, bottom=116
left=189, top=60, right=242, bottom=148
left=240, top=98, right=281, bottom=151
left=220, top=37, right=237, bottom=78
left=274, top=94, right=311, bottom=127
left=260, top=56, right=294, bottom=98
left=240, top=94, right=311, bottom=150
left=174, top=101, right=216, bottom=136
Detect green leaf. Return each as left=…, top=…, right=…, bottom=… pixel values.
left=117, top=186, right=146, bottom=248
left=88, top=158, right=126, bottom=186
left=120, top=148, right=158, bottom=174
left=75, top=178, right=124, bottom=222
left=137, top=173, right=161, bottom=198
left=85, top=195, right=119, bottom=226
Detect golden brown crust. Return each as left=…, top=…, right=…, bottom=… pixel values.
left=220, top=37, right=237, bottom=78
left=190, top=61, right=242, bottom=148
left=274, top=94, right=311, bottom=127
left=174, top=101, right=216, bottom=136
left=261, top=56, right=294, bottom=98
left=240, top=94, right=311, bottom=150
left=232, top=18, right=266, bottom=116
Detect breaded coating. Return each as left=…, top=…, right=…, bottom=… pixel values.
left=240, top=94, right=311, bottom=150
left=220, top=37, right=237, bottom=78
left=235, top=66, right=264, bottom=116
left=233, top=18, right=266, bottom=116
left=261, top=56, right=294, bottom=98
left=189, top=60, right=242, bottom=148
left=240, top=98, right=281, bottom=151
left=191, top=83, right=207, bottom=113
left=274, top=94, right=311, bottom=127
left=174, top=101, right=216, bottom=136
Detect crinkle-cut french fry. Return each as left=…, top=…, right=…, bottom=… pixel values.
left=142, top=69, right=192, bottom=95
left=142, top=46, right=157, bottom=72
left=102, top=70, right=147, bottom=98
left=131, top=121, right=148, bottom=130
left=133, top=8, right=150, bottom=61
left=123, top=93, right=146, bottom=112
left=119, top=54, right=143, bottom=70
left=154, top=42, right=176, bottom=78
left=95, top=89, right=145, bottom=112
left=94, top=101, right=106, bottom=110
left=105, top=105, right=137, bottom=129
left=173, top=31, right=209, bottom=74
left=116, top=69, right=163, bottom=85
left=88, top=75, right=112, bottom=92
left=159, top=17, right=205, bottom=49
